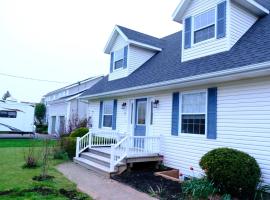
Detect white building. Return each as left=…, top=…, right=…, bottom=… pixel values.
left=44, top=76, right=103, bottom=136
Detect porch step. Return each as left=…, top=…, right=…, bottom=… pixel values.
left=74, top=157, right=114, bottom=177
left=80, top=152, right=111, bottom=168
left=88, top=148, right=111, bottom=159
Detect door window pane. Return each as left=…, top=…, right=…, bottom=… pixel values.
left=137, top=101, right=146, bottom=125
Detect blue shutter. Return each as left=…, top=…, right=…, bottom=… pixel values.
left=171, top=92, right=180, bottom=136
left=217, top=1, right=227, bottom=39
left=110, top=52, right=114, bottom=73
left=123, top=46, right=128, bottom=68
left=99, top=101, right=103, bottom=128
left=112, top=99, right=117, bottom=130
left=207, top=88, right=217, bottom=139
left=184, top=17, right=192, bottom=49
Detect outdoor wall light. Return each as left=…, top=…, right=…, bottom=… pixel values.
left=153, top=99, right=159, bottom=108
left=121, top=102, right=127, bottom=109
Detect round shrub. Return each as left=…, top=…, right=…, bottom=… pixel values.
left=69, top=127, right=89, bottom=138
left=199, top=148, right=261, bottom=198
left=60, top=137, right=76, bottom=159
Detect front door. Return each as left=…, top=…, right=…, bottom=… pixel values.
left=134, top=98, right=147, bottom=148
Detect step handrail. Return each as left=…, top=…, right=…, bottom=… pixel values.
left=110, top=135, right=129, bottom=172
left=75, top=131, right=91, bottom=158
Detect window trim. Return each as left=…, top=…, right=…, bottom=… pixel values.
left=179, top=89, right=208, bottom=136
left=193, top=8, right=216, bottom=45
left=113, top=48, right=125, bottom=70
left=102, top=100, right=114, bottom=128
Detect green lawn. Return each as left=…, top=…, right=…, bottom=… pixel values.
left=0, top=139, right=91, bottom=200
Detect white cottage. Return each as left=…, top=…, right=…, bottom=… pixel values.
left=75, top=0, right=270, bottom=184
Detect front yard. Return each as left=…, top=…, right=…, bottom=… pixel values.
left=0, top=139, right=91, bottom=200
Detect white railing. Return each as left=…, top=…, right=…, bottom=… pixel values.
left=110, top=136, right=160, bottom=172
left=76, top=130, right=123, bottom=157
left=76, top=131, right=90, bottom=158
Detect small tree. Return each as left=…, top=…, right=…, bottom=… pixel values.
left=2, top=91, right=11, bottom=100
left=35, top=103, right=46, bottom=125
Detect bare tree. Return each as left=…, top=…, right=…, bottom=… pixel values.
left=2, top=91, right=11, bottom=100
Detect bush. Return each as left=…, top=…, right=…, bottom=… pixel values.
left=53, top=149, right=69, bottom=160
left=36, top=124, right=48, bottom=134
left=60, top=137, right=77, bottom=159
left=70, top=127, right=89, bottom=138
left=182, top=177, right=218, bottom=199
left=199, top=148, right=261, bottom=198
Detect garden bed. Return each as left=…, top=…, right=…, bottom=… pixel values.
left=112, top=162, right=184, bottom=200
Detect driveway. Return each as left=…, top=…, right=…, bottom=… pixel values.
left=57, top=162, right=157, bottom=200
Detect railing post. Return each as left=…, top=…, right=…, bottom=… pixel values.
left=110, top=145, right=115, bottom=172
left=76, top=137, right=80, bottom=158
left=88, top=130, right=92, bottom=149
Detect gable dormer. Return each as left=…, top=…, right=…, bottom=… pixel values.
left=104, top=25, right=163, bottom=81
left=173, top=0, right=269, bottom=62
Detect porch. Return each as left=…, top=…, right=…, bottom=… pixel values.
left=74, top=130, right=163, bottom=176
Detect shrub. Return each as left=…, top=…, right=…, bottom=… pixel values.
left=199, top=148, right=261, bottom=198
left=60, top=137, right=77, bottom=159
left=70, top=127, right=89, bottom=138
left=182, top=177, right=218, bottom=199
left=53, top=149, right=69, bottom=160
left=36, top=124, right=48, bottom=134
left=23, top=144, right=39, bottom=168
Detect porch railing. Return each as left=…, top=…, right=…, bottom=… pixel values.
left=75, top=130, right=161, bottom=173
left=110, top=136, right=160, bottom=172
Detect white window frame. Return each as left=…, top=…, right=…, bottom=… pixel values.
left=179, top=90, right=208, bottom=136
left=193, top=8, right=216, bottom=45
left=113, top=48, right=125, bottom=70
left=102, top=100, right=114, bottom=128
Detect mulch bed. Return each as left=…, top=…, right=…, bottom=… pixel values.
left=112, top=162, right=185, bottom=200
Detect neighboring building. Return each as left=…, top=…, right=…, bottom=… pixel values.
left=44, top=76, right=103, bottom=136
left=75, top=0, right=270, bottom=184
left=0, top=98, right=35, bottom=133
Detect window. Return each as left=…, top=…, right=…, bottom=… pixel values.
left=114, top=48, right=124, bottom=69
left=0, top=110, right=17, bottom=118
left=103, top=101, right=113, bottom=127
left=194, top=9, right=215, bottom=44
left=181, top=92, right=206, bottom=135
left=136, top=101, right=146, bottom=125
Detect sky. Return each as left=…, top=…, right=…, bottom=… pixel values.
left=0, top=0, right=181, bottom=102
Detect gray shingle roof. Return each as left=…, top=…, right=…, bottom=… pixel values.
left=82, top=6, right=270, bottom=98
left=117, top=25, right=164, bottom=49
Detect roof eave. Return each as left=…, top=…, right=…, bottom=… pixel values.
left=80, top=61, right=270, bottom=100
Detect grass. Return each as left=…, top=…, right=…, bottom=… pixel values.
left=0, top=139, right=91, bottom=200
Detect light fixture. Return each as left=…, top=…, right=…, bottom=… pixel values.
left=153, top=99, right=159, bottom=108
left=121, top=102, right=127, bottom=109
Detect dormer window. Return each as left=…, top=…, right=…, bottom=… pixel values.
left=194, top=9, right=215, bottom=44
left=114, top=48, right=125, bottom=69
left=110, top=46, right=128, bottom=73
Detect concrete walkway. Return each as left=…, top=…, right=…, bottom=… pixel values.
left=57, top=162, right=157, bottom=200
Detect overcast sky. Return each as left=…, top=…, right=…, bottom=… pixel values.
left=0, top=0, right=181, bottom=102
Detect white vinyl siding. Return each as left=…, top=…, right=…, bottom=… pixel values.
left=230, top=1, right=258, bottom=48
left=128, top=45, right=156, bottom=74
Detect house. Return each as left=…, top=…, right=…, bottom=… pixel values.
left=75, top=0, right=270, bottom=184
left=44, top=76, right=103, bottom=136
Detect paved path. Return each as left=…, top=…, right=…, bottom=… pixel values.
left=57, top=162, right=157, bottom=200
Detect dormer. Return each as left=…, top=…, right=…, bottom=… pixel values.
left=173, top=0, right=269, bottom=62
left=104, top=25, right=164, bottom=81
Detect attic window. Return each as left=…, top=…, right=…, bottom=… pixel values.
left=114, top=48, right=125, bottom=69
left=194, top=9, right=215, bottom=44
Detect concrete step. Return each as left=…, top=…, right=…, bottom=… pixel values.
left=74, top=157, right=115, bottom=177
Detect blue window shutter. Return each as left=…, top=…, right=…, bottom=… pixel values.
left=99, top=101, right=103, bottom=128
left=112, top=99, right=117, bottom=130
left=217, top=1, right=227, bottom=39
left=123, top=46, right=128, bottom=68
left=171, top=92, right=180, bottom=136
left=110, top=52, right=114, bottom=73
left=184, top=17, right=192, bottom=49
left=207, top=88, right=217, bottom=139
